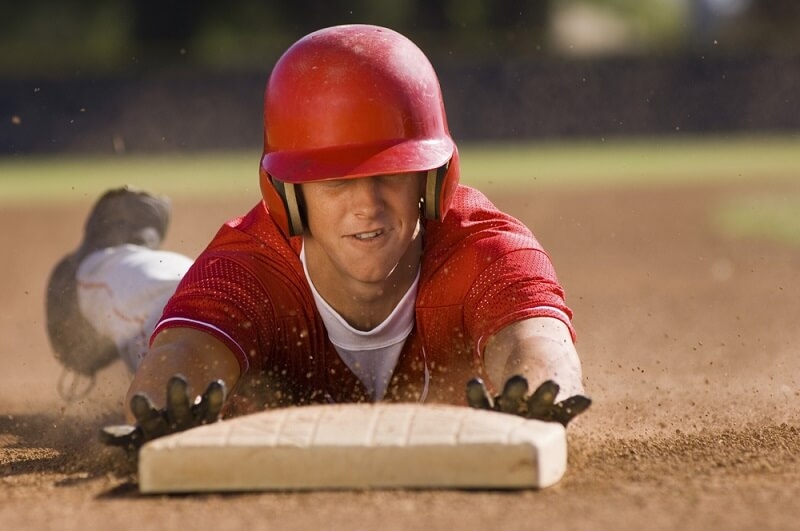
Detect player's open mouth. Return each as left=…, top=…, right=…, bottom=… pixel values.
left=352, top=229, right=383, bottom=240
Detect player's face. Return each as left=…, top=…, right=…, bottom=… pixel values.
left=302, top=172, right=424, bottom=288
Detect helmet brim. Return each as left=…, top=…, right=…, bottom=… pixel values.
left=262, top=137, right=455, bottom=184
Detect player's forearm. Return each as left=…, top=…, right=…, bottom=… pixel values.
left=125, top=327, right=241, bottom=423
left=484, top=317, right=585, bottom=399
left=500, top=337, right=584, bottom=398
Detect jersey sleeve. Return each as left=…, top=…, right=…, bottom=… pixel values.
left=151, top=204, right=311, bottom=374
left=152, top=250, right=277, bottom=372
left=463, top=246, right=575, bottom=355
left=423, top=185, right=576, bottom=360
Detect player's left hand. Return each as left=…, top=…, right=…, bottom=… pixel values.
left=466, top=375, right=591, bottom=427
left=99, top=375, right=227, bottom=458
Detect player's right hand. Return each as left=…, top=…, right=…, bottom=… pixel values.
left=466, top=375, right=591, bottom=427
left=99, top=375, right=227, bottom=457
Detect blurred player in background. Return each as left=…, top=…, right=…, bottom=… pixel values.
left=46, top=25, right=588, bottom=448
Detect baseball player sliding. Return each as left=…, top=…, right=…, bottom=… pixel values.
left=46, top=24, right=590, bottom=452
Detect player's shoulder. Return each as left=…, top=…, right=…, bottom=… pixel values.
left=203, top=202, right=299, bottom=257
left=448, top=186, right=528, bottom=228
left=427, top=185, right=537, bottom=249
left=448, top=184, right=496, bottom=212
left=421, top=185, right=544, bottom=284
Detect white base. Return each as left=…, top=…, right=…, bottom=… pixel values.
left=138, top=403, right=567, bottom=493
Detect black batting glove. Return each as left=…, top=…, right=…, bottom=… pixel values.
left=99, top=375, right=227, bottom=457
left=466, top=375, right=591, bottom=427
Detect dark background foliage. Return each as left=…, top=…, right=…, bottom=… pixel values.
left=2, top=0, right=798, bottom=153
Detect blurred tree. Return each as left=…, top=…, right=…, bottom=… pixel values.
left=744, top=0, right=800, bottom=52
left=487, top=0, right=550, bottom=53
left=0, top=0, right=132, bottom=74
left=489, top=0, right=549, bottom=33
left=280, top=0, right=358, bottom=32
left=130, top=0, right=212, bottom=66
left=687, top=0, right=800, bottom=54
left=3, top=0, right=800, bottom=76
left=413, top=0, right=450, bottom=31
left=405, top=0, right=550, bottom=58
left=132, top=0, right=209, bottom=43
left=551, top=0, right=686, bottom=56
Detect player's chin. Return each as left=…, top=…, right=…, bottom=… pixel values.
left=348, top=256, right=405, bottom=282
left=348, top=267, right=397, bottom=285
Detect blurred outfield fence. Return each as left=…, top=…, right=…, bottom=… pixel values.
left=2, top=56, right=799, bottom=155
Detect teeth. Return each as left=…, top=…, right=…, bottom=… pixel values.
left=354, top=230, right=381, bottom=240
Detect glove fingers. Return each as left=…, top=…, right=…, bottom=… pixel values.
left=526, top=380, right=560, bottom=420
left=465, top=378, right=494, bottom=410
left=529, top=380, right=559, bottom=406
left=130, top=393, right=169, bottom=441
left=192, top=379, right=227, bottom=425
left=496, top=375, right=529, bottom=415
left=165, top=375, right=194, bottom=432
left=550, top=395, right=593, bottom=426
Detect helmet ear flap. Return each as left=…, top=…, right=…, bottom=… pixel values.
left=424, top=167, right=444, bottom=221
left=271, top=180, right=305, bottom=236
left=424, top=158, right=458, bottom=221
left=259, top=165, right=305, bottom=237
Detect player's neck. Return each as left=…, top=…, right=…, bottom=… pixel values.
left=311, top=238, right=421, bottom=331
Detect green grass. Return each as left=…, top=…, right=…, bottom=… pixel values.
left=1, top=134, right=798, bottom=204
left=711, top=194, right=800, bottom=247
left=2, top=135, right=799, bottom=247
left=460, top=134, right=800, bottom=189
left=2, top=134, right=798, bottom=245
left=0, top=151, right=262, bottom=204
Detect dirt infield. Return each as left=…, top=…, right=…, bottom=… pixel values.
left=3, top=182, right=800, bottom=530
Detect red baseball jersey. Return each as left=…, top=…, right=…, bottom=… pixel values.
left=154, top=185, right=573, bottom=411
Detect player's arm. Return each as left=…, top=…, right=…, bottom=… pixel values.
left=483, top=316, right=584, bottom=399
left=125, top=327, right=241, bottom=423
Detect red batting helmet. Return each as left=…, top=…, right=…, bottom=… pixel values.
left=259, top=24, right=460, bottom=237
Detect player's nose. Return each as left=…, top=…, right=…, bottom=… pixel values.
left=350, top=178, right=384, bottom=217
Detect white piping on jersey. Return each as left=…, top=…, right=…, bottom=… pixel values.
left=536, top=305, right=572, bottom=324
left=154, top=317, right=251, bottom=371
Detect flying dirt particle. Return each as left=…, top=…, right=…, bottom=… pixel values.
left=11, top=115, right=21, bottom=125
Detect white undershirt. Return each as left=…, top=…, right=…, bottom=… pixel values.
left=300, top=245, right=418, bottom=401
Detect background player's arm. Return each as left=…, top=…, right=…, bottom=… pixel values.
left=125, top=327, right=241, bottom=423
left=483, top=316, right=584, bottom=399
